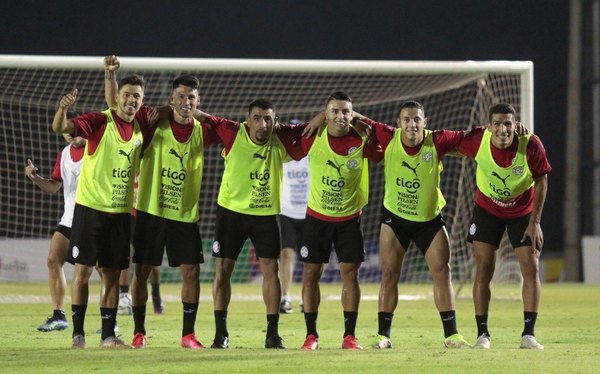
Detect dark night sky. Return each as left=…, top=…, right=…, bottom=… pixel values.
left=1, top=0, right=569, bottom=251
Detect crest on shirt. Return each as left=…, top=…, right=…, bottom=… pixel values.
left=346, top=159, right=359, bottom=170
left=348, top=146, right=357, bottom=155
left=422, top=151, right=433, bottom=162
left=512, top=166, right=524, bottom=176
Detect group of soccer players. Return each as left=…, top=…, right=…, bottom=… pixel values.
left=35, top=54, right=551, bottom=350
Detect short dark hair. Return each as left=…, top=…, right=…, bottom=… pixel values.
left=398, top=100, right=425, bottom=117
left=489, top=103, right=516, bottom=121
left=248, top=98, right=275, bottom=114
left=172, top=75, right=200, bottom=91
left=119, top=74, right=146, bottom=91
left=66, top=110, right=79, bottom=119
left=326, top=91, right=352, bottom=104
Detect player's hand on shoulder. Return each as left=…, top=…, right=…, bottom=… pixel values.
left=352, top=118, right=373, bottom=142
left=303, top=111, right=325, bottom=138
left=104, top=55, right=120, bottom=72
left=147, top=107, right=160, bottom=126
left=25, top=158, right=38, bottom=179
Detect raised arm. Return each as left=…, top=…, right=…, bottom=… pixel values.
left=52, top=89, right=78, bottom=134
left=521, top=174, right=548, bottom=252
left=104, top=55, right=120, bottom=109
left=24, top=159, right=62, bottom=194
left=105, top=55, right=169, bottom=124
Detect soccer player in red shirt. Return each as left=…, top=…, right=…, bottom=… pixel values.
left=458, top=103, right=551, bottom=350
left=356, top=100, right=471, bottom=349
left=291, top=92, right=383, bottom=350
left=52, top=73, right=157, bottom=349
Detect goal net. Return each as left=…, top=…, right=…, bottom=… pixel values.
left=0, top=55, right=532, bottom=286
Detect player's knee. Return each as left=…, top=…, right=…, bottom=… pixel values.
left=302, top=265, right=322, bottom=284
left=430, top=262, right=450, bottom=278
left=180, top=265, right=200, bottom=282
left=47, top=254, right=65, bottom=269
left=381, top=266, right=401, bottom=283
left=214, top=267, right=233, bottom=284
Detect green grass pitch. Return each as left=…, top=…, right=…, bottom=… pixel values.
left=0, top=282, right=598, bottom=373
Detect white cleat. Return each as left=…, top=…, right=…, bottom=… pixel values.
left=473, top=334, right=491, bottom=349
left=520, top=335, right=544, bottom=350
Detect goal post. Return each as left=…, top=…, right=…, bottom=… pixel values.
left=0, top=55, right=533, bottom=286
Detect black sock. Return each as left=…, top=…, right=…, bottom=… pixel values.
left=304, top=312, right=318, bottom=337
left=182, top=302, right=199, bottom=336
left=378, top=312, right=393, bottom=338
left=214, top=310, right=228, bottom=337
left=151, top=283, right=161, bottom=299
left=100, top=307, right=117, bottom=340
left=120, top=285, right=129, bottom=294
left=133, top=305, right=147, bottom=334
left=522, top=311, right=538, bottom=336
left=440, top=310, right=458, bottom=338
left=71, top=304, right=87, bottom=336
left=266, top=314, right=280, bottom=338
left=476, top=314, right=489, bottom=337
left=343, top=311, right=358, bottom=337
left=53, top=309, right=67, bottom=321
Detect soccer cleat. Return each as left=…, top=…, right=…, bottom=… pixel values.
left=131, top=332, right=147, bottom=349
left=181, top=333, right=204, bottom=349
left=37, top=317, right=69, bottom=332
left=473, top=333, right=491, bottom=349
left=279, top=300, right=292, bottom=314
left=117, top=292, right=133, bottom=315
left=520, top=335, right=544, bottom=350
left=71, top=334, right=86, bottom=349
left=99, top=336, right=128, bottom=349
left=265, top=335, right=286, bottom=349
left=342, top=334, right=363, bottom=350
left=372, top=334, right=392, bottom=349
left=300, top=334, right=319, bottom=350
left=153, top=297, right=165, bottom=315
left=444, top=333, right=472, bottom=349
left=210, top=335, right=229, bottom=349
left=96, top=323, right=120, bottom=334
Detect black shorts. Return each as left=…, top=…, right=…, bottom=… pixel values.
left=130, top=214, right=136, bottom=243
left=278, top=214, right=305, bottom=251
left=467, top=204, right=533, bottom=249
left=68, top=204, right=131, bottom=269
left=299, top=214, right=365, bottom=264
left=54, top=224, right=71, bottom=240
left=381, top=207, right=445, bottom=256
left=212, top=205, right=280, bottom=260
left=133, top=210, right=204, bottom=267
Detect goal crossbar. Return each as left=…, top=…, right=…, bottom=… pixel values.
left=0, top=55, right=534, bottom=127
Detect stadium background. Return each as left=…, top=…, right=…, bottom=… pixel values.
left=0, top=0, right=567, bottom=259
